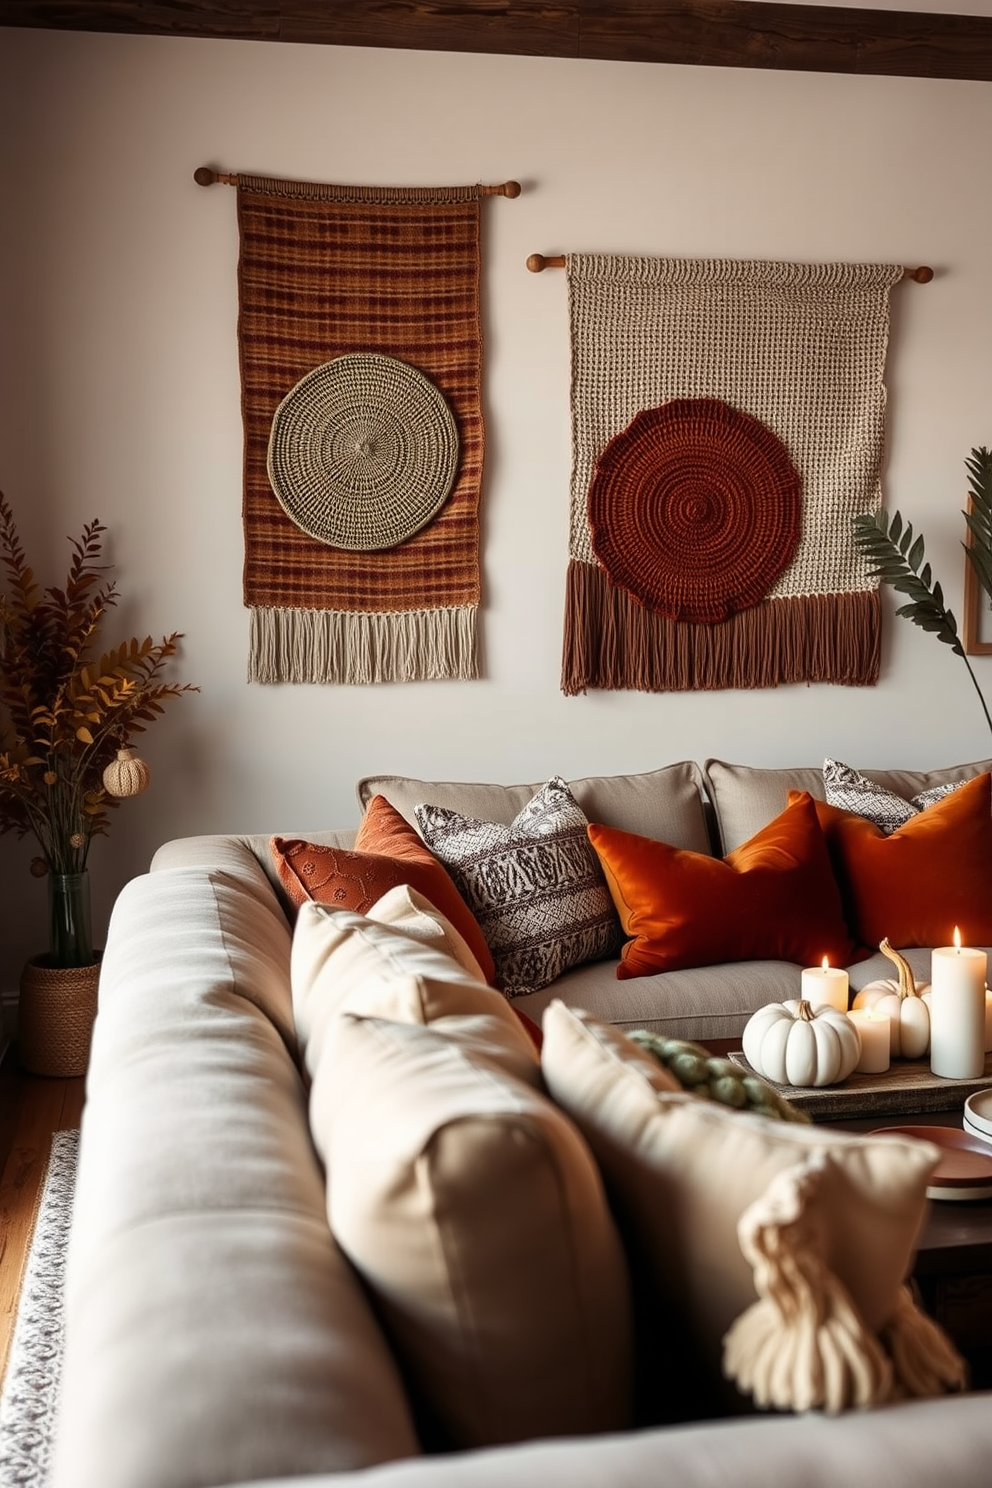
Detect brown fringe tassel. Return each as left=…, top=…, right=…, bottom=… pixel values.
left=562, top=561, right=881, bottom=695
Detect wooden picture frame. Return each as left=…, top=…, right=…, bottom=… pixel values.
left=964, top=496, right=992, bottom=655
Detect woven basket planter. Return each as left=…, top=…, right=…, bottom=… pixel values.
left=18, top=956, right=100, bottom=1078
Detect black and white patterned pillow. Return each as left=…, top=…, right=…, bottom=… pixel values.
left=415, top=776, right=620, bottom=997
left=823, top=758, right=960, bottom=834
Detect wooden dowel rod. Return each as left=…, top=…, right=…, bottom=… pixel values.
left=193, top=167, right=237, bottom=186
left=526, top=252, right=933, bottom=280
left=194, top=166, right=520, bottom=197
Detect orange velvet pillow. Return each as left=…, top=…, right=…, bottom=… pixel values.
left=792, top=771, right=992, bottom=950
left=587, top=792, right=856, bottom=978
left=270, top=795, right=496, bottom=984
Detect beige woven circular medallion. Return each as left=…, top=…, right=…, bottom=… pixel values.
left=266, top=352, right=460, bottom=551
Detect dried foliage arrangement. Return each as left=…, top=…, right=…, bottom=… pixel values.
left=0, top=490, right=197, bottom=876
left=852, top=446, right=992, bottom=740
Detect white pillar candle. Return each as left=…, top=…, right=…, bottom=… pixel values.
left=848, top=1009, right=891, bottom=1074
left=930, top=930, right=988, bottom=1079
left=800, top=958, right=849, bottom=1013
left=985, top=989, right=992, bottom=1054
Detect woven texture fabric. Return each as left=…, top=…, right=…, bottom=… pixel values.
left=267, top=352, right=460, bottom=551
left=237, top=173, right=485, bottom=683
left=588, top=397, right=802, bottom=623
left=823, top=758, right=960, bottom=834
left=564, top=255, right=902, bottom=693
left=415, top=776, right=620, bottom=997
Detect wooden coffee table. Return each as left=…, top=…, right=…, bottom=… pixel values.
left=839, top=1109, right=992, bottom=1388
left=704, top=1037, right=992, bottom=1388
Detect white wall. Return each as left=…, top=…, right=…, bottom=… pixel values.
left=2, top=26, right=992, bottom=987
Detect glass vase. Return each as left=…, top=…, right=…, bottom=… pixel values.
left=48, top=870, right=94, bottom=968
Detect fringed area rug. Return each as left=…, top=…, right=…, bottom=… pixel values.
left=0, top=1129, right=78, bottom=1488
left=237, top=174, right=486, bottom=685
left=563, top=254, right=902, bottom=695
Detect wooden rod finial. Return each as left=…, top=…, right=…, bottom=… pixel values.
left=194, top=166, right=218, bottom=187
left=527, top=253, right=549, bottom=272
left=907, top=265, right=934, bottom=283
left=502, top=180, right=522, bottom=198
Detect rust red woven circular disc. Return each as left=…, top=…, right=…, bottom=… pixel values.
left=588, top=397, right=803, bottom=624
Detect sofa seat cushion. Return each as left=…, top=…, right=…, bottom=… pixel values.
left=311, top=1010, right=634, bottom=1451
left=541, top=1002, right=965, bottom=1418
left=588, top=793, right=856, bottom=977
left=356, top=761, right=714, bottom=853
left=704, top=756, right=992, bottom=855
left=513, top=956, right=818, bottom=1042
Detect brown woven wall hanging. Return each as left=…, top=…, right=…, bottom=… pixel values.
left=563, top=254, right=904, bottom=695
left=234, top=172, right=494, bottom=684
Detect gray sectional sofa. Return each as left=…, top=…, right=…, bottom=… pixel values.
left=50, top=757, right=992, bottom=1488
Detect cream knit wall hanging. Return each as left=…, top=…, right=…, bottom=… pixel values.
left=561, top=255, right=904, bottom=695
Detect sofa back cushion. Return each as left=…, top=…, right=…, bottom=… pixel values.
left=311, top=1010, right=634, bottom=1450
left=357, top=761, right=714, bottom=853
left=704, top=757, right=992, bottom=855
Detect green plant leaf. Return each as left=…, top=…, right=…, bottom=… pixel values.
left=963, top=446, right=992, bottom=609
left=853, top=511, right=963, bottom=655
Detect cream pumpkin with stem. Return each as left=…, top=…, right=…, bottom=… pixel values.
left=851, top=938, right=931, bottom=1059
left=742, top=998, right=862, bottom=1088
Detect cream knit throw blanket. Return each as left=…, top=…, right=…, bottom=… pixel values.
left=563, top=255, right=903, bottom=694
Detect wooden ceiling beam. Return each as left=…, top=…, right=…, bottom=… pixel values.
left=3, top=1, right=992, bottom=82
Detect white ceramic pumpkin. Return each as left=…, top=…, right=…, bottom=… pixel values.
left=851, top=938, right=931, bottom=1059
left=742, top=998, right=862, bottom=1088
left=102, top=746, right=152, bottom=798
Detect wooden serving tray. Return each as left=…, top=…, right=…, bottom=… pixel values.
left=729, top=1050, right=992, bottom=1121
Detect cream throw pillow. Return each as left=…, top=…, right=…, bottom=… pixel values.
left=291, top=885, right=536, bottom=1074
left=541, top=1001, right=966, bottom=1415
left=313, top=1010, right=634, bottom=1449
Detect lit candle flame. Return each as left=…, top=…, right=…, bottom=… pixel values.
left=954, top=926, right=962, bottom=952
left=821, top=956, right=829, bottom=972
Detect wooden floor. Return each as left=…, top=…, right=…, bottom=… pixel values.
left=0, top=1041, right=85, bottom=1387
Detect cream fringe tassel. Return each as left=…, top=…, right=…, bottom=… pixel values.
left=248, top=606, right=479, bottom=685
left=880, top=1285, right=968, bottom=1400
left=723, top=1154, right=966, bottom=1414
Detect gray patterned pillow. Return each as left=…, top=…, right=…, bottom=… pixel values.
left=823, top=758, right=960, bottom=834
left=415, top=776, right=620, bottom=997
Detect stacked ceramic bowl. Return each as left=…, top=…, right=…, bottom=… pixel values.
left=964, top=1090, right=992, bottom=1145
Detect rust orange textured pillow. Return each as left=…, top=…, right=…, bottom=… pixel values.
left=271, top=796, right=496, bottom=984
left=587, top=792, right=855, bottom=979
left=792, top=772, right=992, bottom=949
